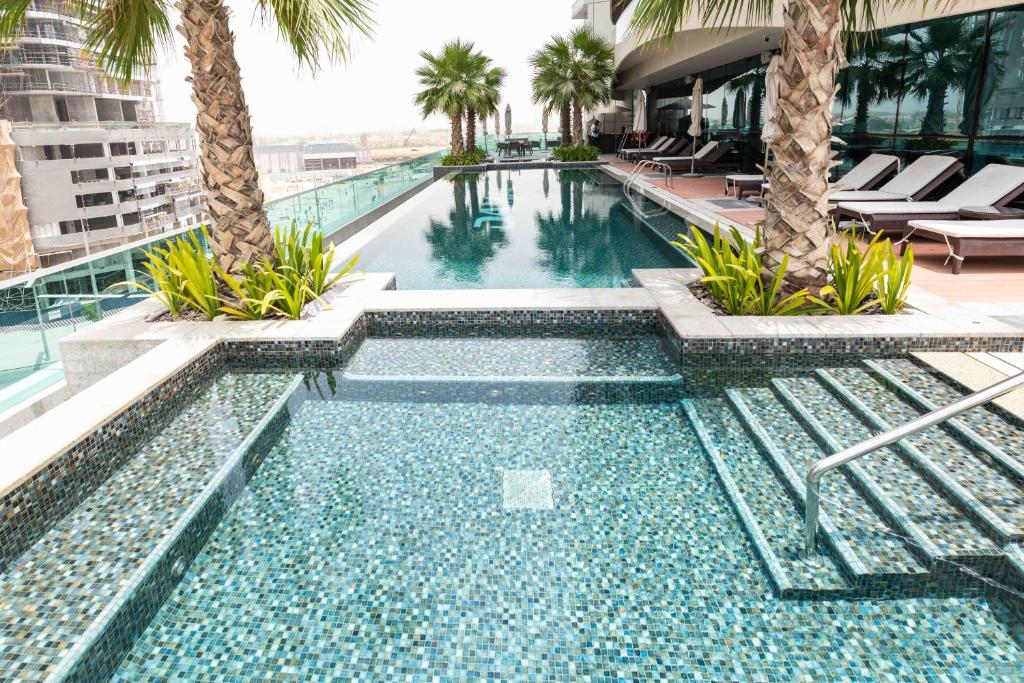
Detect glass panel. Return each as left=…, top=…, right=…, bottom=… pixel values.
left=969, top=139, right=1024, bottom=174
left=835, top=27, right=906, bottom=139
left=976, top=9, right=1024, bottom=138
left=897, top=14, right=988, bottom=136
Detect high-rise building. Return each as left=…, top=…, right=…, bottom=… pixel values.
left=0, top=0, right=206, bottom=270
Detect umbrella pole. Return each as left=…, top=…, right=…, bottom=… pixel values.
left=682, top=134, right=703, bottom=178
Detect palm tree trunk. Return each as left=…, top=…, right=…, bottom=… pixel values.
left=853, top=81, right=870, bottom=136
left=921, top=86, right=947, bottom=136
left=177, top=0, right=272, bottom=272
left=465, top=108, right=477, bottom=152
left=762, top=0, right=846, bottom=289
left=450, top=106, right=465, bottom=157
left=572, top=100, right=584, bottom=145
left=560, top=105, right=572, bottom=145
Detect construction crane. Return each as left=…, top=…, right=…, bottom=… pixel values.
left=403, top=128, right=416, bottom=147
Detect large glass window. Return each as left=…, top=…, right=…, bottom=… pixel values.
left=976, top=9, right=1024, bottom=138
left=896, top=14, right=988, bottom=136
left=835, top=27, right=907, bottom=139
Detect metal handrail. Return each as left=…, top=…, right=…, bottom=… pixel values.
left=802, top=370, right=1024, bottom=559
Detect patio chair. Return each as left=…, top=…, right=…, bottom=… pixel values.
left=836, top=164, right=1024, bottom=238
left=628, top=138, right=691, bottom=162
left=828, top=156, right=963, bottom=204
left=618, top=136, right=669, bottom=159
left=899, top=219, right=1024, bottom=274
left=653, top=141, right=734, bottom=172
left=830, top=153, right=901, bottom=191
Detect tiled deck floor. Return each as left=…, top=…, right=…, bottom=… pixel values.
left=608, top=160, right=1024, bottom=312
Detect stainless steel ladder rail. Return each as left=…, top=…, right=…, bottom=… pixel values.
left=625, top=160, right=673, bottom=190
left=802, top=370, right=1024, bottom=559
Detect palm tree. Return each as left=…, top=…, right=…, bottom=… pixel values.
left=902, top=18, right=989, bottom=136
left=837, top=38, right=903, bottom=137
left=630, top=0, right=886, bottom=287
left=464, top=58, right=507, bottom=153
left=1, top=0, right=374, bottom=272
left=530, top=26, right=614, bottom=146
left=415, top=40, right=479, bottom=158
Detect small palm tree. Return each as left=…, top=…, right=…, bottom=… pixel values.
left=531, top=26, right=614, bottom=146
left=1, top=0, right=374, bottom=272
left=629, top=0, right=906, bottom=288
left=902, top=17, right=989, bottom=136
left=416, top=40, right=493, bottom=158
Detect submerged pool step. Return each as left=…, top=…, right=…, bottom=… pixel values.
left=726, top=387, right=929, bottom=583
left=0, top=372, right=301, bottom=682
left=777, top=375, right=1000, bottom=563
left=822, top=367, right=1024, bottom=544
left=683, top=397, right=850, bottom=597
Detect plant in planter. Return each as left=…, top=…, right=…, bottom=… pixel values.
left=111, top=222, right=358, bottom=321
left=552, top=145, right=600, bottom=162
left=440, top=149, right=488, bottom=166
left=674, top=224, right=914, bottom=316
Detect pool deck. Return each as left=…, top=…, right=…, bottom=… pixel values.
left=602, top=158, right=1024, bottom=318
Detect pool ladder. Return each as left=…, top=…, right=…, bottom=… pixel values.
left=625, top=160, right=674, bottom=190
left=622, top=161, right=674, bottom=220
left=802, top=370, right=1024, bottom=559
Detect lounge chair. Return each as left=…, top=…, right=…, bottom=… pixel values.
left=618, top=136, right=668, bottom=159
left=900, top=219, right=1024, bottom=274
left=836, top=164, right=1024, bottom=238
left=726, top=174, right=767, bottom=198
left=629, top=138, right=691, bottom=162
left=831, top=153, right=901, bottom=191
left=653, top=140, right=734, bottom=173
left=829, top=155, right=963, bottom=204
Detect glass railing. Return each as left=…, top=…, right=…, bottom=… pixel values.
left=265, top=151, right=444, bottom=237
left=0, top=150, right=445, bottom=409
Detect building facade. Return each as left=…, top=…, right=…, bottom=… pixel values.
left=0, top=0, right=205, bottom=268
left=596, top=0, right=1024, bottom=174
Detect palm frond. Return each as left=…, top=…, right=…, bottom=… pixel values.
left=257, top=0, right=374, bottom=71
left=76, top=0, right=174, bottom=84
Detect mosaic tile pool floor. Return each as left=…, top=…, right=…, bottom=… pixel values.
left=107, top=342, right=1024, bottom=681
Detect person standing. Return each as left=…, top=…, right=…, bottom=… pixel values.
left=588, top=120, right=601, bottom=147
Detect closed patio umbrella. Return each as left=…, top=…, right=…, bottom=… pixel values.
left=633, top=90, right=647, bottom=133
left=504, top=104, right=512, bottom=137
left=684, top=77, right=704, bottom=178
left=541, top=107, right=549, bottom=147
left=494, top=110, right=501, bottom=140
left=760, top=55, right=782, bottom=173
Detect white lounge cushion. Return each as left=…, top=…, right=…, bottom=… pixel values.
left=876, top=155, right=958, bottom=196
left=654, top=140, right=719, bottom=163
left=837, top=201, right=958, bottom=215
left=907, top=219, right=1024, bottom=239
left=727, top=174, right=764, bottom=182
left=830, top=190, right=910, bottom=203
left=832, top=154, right=899, bottom=190
left=621, top=137, right=668, bottom=154
left=940, top=164, right=1024, bottom=206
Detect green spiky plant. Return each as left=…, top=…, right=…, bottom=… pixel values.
left=1, top=0, right=374, bottom=273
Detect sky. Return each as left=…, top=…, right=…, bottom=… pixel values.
left=156, top=0, right=575, bottom=137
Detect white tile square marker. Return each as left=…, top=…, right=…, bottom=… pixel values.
left=502, top=469, right=554, bottom=510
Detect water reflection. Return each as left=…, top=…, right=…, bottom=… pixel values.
left=425, top=175, right=509, bottom=283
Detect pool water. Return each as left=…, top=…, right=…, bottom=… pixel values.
left=111, top=338, right=1024, bottom=681
left=355, top=169, right=691, bottom=289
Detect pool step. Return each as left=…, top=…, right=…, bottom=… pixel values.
left=821, top=366, right=1024, bottom=544
left=683, top=397, right=850, bottom=597
left=0, top=372, right=301, bottom=682
left=777, top=374, right=1001, bottom=565
left=726, top=387, right=930, bottom=584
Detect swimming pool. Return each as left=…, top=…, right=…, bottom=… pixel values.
left=353, top=169, right=692, bottom=289
left=5, top=326, right=1023, bottom=681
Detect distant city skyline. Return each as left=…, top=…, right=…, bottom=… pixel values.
left=156, top=0, right=574, bottom=136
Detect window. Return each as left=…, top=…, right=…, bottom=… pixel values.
left=58, top=219, right=84, bottom=234
left=75, top=191, right=114, bottom=208
left=113, top=166, right=132, bottom=180
left=85, top=215, right=117, bottom=230
left=118, top=189, right=136, bottom=202
left=109, top=142, right=136, bottom=156
left=835, top=25, right=907, bottom=139
left=73, top=143, right=104, bottom=159
left=70, top=168, right=109, bottom=184
left=141, top=140, right=165, bottom=154
left=896, top=14, right=988, bottom=136
left=976, top=10, right=1024, bottom=138
left=121, top=211, right=140, bottom=226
